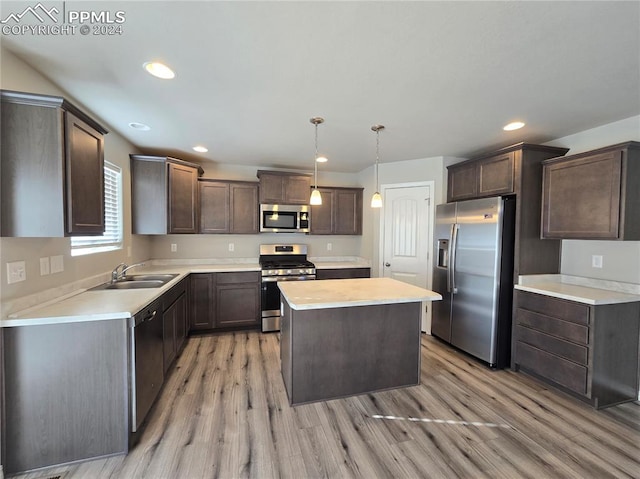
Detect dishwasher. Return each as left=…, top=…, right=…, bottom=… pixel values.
left=130, top=298, right=164, bottom=432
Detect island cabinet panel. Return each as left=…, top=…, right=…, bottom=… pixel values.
left=541, top=141, right=640, bottom=240
left=281, top=302, right=421, bottom=405
left=514, top=290, right=640, bottom=408
left=257, top=170, right=312, bottom=205
left=316, top=268, right=371, bottom=280
left=130, top=155, right=203, bottom=234
left=3, top=320, right=128, bottom=474
left=1, top=90, right=108, bottom=237
left=189, top=272, right=260, bottom=331
left=310, top=187, right=363, bottom=235
left=199, top=180, right=258, bottom=234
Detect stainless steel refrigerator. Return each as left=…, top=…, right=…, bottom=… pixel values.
left=431, top=196, right=516, bottom=368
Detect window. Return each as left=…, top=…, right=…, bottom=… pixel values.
left=71, top=161, right=123, bottom=256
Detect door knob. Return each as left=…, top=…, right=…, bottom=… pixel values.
left=385, top=263, right=391, bottom=267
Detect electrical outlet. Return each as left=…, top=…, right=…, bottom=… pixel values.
left=171, top=243, right=177, bottom=252
left=40, top=257, right=50, bottom=276
left=228, top=243, right=235, bottom=252
left=592, top=255, right=603, bottom=268
left=127, top=246, right=132, bottom=258
left=327, top=242, right=332, bottom=251
left=50, top=255, right=64, bottom=274
left=7, top=261, right=26, bottom=284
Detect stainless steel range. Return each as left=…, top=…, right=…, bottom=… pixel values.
left=260, top=244, right=316, bottom=332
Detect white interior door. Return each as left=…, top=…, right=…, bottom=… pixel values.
left=380, top=183, right=434, bottom=332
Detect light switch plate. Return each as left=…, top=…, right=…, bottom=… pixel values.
left=40, top=257, right=51, bottom=276
left=50, top=255, right=64, bottom=274
left=170, top=243, right=177, bottom=252
left=7, top=261, right=26, bottom=284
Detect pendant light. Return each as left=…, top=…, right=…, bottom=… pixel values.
left=371, top=124, right=385, bottom=208
left=310, top=117, right=327, bottom=205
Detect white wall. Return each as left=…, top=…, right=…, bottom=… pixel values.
left=363, top=156, right=451, bottom=277
left=544, top=116, right=640, bottom=284
left=0, top=47, right=151, bottom=302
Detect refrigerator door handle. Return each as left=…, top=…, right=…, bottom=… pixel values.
left=450, top=223, right=459, bottom=294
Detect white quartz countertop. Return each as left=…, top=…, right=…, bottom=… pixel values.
left=278, top=277, right=442, bottom=310
left=515, top=274, right=640, bottom=305
left=312, top=258, right=371, bottom=269
left=2, top=263, right=260, bottom=327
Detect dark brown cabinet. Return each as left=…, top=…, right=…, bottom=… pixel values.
left=514, top=290, right=640, bottom=408
left=189, top=271, right=260, bottom=331
left=257, top=170, right=312, bottom=205
left=448, top=151, right=516, bottom=202
left=448, top=143, right=570, bottom=280
left=215, top=272, right=261, bottom=328
left=541, top=141, right=640, bottom=240
left=199, top=180, right=259, bottom=234
left=190, top=273, right=215, bottom=330
left=130, top=155, right=204, bottom=234
left=310, top=187, right=363, bottom=235
left=162, top=278, right=188, bottom=373
left=1, top=90, right=108, bottom=237
left=316, top=268, right=371, bottom=280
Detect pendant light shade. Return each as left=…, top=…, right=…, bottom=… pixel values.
left=371, top=124, right=385, bottom=208
left=310, top=117, right=326, bottom=205
left=310, top=188, right=322, bottom=205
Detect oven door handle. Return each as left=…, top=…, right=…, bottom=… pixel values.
left=262, top=275, right=316, bottom=282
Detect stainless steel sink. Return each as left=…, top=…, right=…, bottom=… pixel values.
left=90, top=274, right=179, bottom=291
left=120, top=274, right=179, bottom=282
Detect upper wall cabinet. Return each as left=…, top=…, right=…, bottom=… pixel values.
left=1, top=90, right=108, bottom=237
left=199, top=179, right=259, bottom=234
left=130, top=155, right=204, bottom=234
left=310, top=187, right=363, bottom=235
left=257, top=170, right=312, bottom=205
left=541, top=141, right=640, bottom=240
left=448, top=143, right=570, bottom=279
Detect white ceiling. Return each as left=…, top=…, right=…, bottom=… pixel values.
left=2, top=1, right=639, bottom=173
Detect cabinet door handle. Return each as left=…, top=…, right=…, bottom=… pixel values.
left=385, top=263, right=391, bottom=267
left=143, top=310, right=157, bottom=322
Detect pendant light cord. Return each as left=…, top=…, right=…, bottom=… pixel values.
left=314, top=124, right=319, bottom=189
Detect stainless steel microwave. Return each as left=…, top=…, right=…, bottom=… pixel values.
left=260, top=204, right=310, bottom=233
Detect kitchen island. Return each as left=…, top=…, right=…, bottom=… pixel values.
left=278, top=278, right=441, bottom=405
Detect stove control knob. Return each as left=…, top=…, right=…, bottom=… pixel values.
left=287, top=269, right=292, bottom=274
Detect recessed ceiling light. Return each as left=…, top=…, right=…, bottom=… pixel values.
left=503, top=121, right=525, bottom=131
left=316, top=156, right=328, bottom=163
left=143, top=61, right=175, bottom=79
left=193, top=145, right=208, bottom=153
left=128, top=122, right=151, bottom=131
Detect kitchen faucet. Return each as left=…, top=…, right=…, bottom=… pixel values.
left=111, top=262, right=146, bottom=282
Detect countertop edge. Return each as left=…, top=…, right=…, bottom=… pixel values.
left=514, top=284, right=640, bottom=305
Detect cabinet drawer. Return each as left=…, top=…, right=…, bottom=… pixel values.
left=216, top=271, right=260, bottom=284
left=517, top=291, right=589, bottom=325
left=516, top=309, right=589, bottom=345
left=516, top=341, right=588, bottom=395
left=516, top=325, right=588, bottom=365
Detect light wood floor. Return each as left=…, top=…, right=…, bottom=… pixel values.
left=12, top=332, right=640, bottom=479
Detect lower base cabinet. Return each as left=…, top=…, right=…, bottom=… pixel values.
left=316, top=268, right=371, bottom=280
left=162, top=278, right=188, bottom=373
left=190, top=271, right=260, bottom=331
left=514, top=290, right=640, bottom=408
